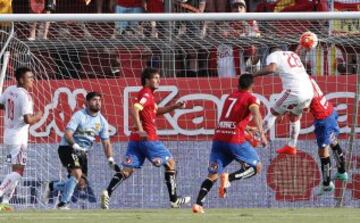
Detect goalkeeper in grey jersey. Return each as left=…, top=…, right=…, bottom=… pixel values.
left=43, top=92, right=119, bottom=209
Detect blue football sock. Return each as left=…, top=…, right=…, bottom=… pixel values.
left=53, top=181, right=65, bottom=192
left=61, top=176, right=78, bottom=203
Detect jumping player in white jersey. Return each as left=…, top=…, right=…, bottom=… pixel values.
left=0, top=67, right=43, bottom=211
left=253, top=47, right=314, bottom=155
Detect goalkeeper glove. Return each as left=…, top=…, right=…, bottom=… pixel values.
left=72, top=143, right=86, bottom=152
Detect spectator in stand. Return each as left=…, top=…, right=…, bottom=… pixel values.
left=144, top=0, right=165, bottom=38
left=0, top=0, right=12, bottom=14
left=204, top=0, right=228, bottom=12
left=95, top=0, right=104, bottom=13
left=175, top=1, right=207, bottom=76
left=255, top=0, right=277, bottom=12
left=29, top=0, right=56, bottom=41
left=348, top=53, right=357, bottom=74
left=208, top=0, right=261, bottom=77
left=224, top=0, right=260, bottom=38
left=111, top=0, right=146, bottom=36
left=0, top=0, right=12, bottom=28
left=145, top=0, right=164, bottom=13
left=275, top=0, right=328, bottom=12
left=197, top=0, right=229, bottom=38
left=247, top=0, right=263, bottom=12
left=256, top=0, right=328, bottom=12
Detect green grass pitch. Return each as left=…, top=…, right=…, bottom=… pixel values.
left=1, top=208, right=360, bottom=223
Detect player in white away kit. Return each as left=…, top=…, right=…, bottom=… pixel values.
left=254, top=47, right=314, bottom=155
left=0, top=67, right=42, bottom=211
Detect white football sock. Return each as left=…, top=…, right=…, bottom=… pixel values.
left=288, top=120, right=301, bottom=148
left=0, top=172, right=21, bottom=198
left=263, top=112, right=277, bottom=133
left=2, top=181, right=19, bottom=204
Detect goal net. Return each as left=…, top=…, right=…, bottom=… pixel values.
left=0, top=12, right=359, bottom=209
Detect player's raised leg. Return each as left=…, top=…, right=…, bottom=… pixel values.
left=57, top=147, right=84, bottom=209
left=193, top=141, right=230, bottom=214
left=101, top=167, right=134, bottom=209
left=101, top=140, right=141, bottom=209
left=262, top=108, right=280, bottom=134
left=219, top=141, right=262, bottom=198
left=313, top=110, right=344, bottom=194
left=192, top=175, right=217, bottom=214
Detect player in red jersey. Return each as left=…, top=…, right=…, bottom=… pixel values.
left=100, top=68, right=190, bottom=209
left=192, top=74, right=268, bottom=214
left=309, top=78, right=348, bottom=194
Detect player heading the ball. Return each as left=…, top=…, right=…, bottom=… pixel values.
left=253, top=46, right=314, bottom=155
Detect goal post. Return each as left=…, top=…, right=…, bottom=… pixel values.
left=0, top=12, right=359, bottom=209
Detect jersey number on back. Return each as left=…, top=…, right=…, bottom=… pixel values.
left=7, top=99, right=14, bottom=120
left=224, top=98, right=237, bottom=118
left=286, top=52, right=302, bottom=68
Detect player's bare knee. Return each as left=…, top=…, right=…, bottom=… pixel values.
left=165, top=159, right=176, bottom=170
left=207, top=173, right=218, bottom=182
left=151, top=158, right=164, bottom=168
left=318, top=147, right=330, bottom=158
left=122, top=167, right=134, bottom=178
left=255, top=163, right=262, bottom=174
left=71, top=168, right=83, bottom=180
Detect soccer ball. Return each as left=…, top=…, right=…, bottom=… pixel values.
left=299, top=31, right=318, bottom=49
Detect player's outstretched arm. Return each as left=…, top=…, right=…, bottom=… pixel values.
left=24, top=111, right=43, bottom=125
left=249, top=104, right=268, bottom=147
left=253, top=63, right=277, bottom=77
left=157, top=101, right=186, bottom=116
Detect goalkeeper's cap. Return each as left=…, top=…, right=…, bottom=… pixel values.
left=231, top=0, right=246, bottom=7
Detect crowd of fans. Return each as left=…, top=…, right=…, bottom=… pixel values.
left=1, top=0, right=360, bottom=77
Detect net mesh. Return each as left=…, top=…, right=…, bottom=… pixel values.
left=0, top=16, right=359, bottom=209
